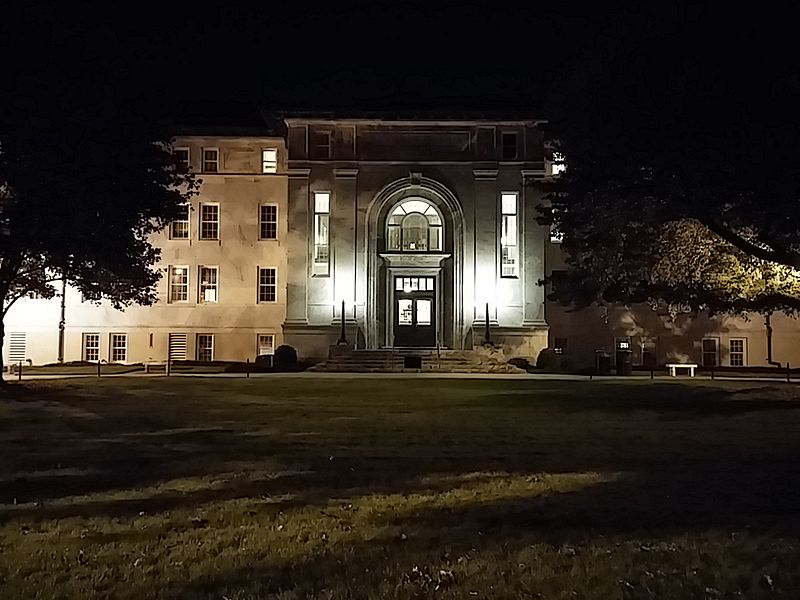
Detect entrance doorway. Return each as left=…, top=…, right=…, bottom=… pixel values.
left=393, top=276, right=436, bottom=347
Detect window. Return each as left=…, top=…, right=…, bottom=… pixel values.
left=110, top=333, right=127, bottom=362
left=262, top=148, right=278, bottom=173
left=196, top=334, right=214, bottom=362
left=702, top=338, right=719, bottom=367
left=168, top=266, right=189, bottom=302
left=729, top=338, right=746, bottom=366
left=174, top=147, right=190, bottom=169
left=199, top=203, right=219, bottom=239
left=501, top=132, right=518, bottom=160
left=198, top=266, right=218, bottom=303
left=551, top=151, right=567, bottom=175
left=168, top=333, right=187, bottom=361
left=203, top=148, right=219, bottom=172
left=311, top=131, right=331, bottom=159
left=257, top=334, right=275, bottom=356
left=258, top=267, right=277, bottom=302
left=501, top=192, right=518, bottom=277
left=386, top=198, right=443, bottom=252
left=553, top=337, right=567, bottom=355
left=395, top=277, right=435, bottom=292
left=259, top=204, right=278, bottom=240
left=83, top=333, right=100, bottom=362
left=313, top=192, right=330, bottom=276
left=170, top=203, right=190, bottom=239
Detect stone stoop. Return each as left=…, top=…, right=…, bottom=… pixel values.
left=308, top=348, right=527, bottom=374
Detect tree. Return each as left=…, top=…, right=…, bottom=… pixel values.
left=0, top=64, right=198, bottom=382
left=538, top=5, right=800, bottom=315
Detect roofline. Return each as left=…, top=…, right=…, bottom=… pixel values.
left=283, top=117, right=547, bottom=126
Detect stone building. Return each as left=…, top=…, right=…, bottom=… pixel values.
left=3, top=111, right=799, bottom=370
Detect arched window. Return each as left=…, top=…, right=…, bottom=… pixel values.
left=386, top=198, right=443, bottom=252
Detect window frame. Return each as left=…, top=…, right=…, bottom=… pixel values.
left=196, top=334, right=214, bottom=362
left=729, top=338, right=746, bottom=367
left=261, top=148, right=278, bottom=173
left=501, top=131, right=518, bottom=161
left=174, top=146, right=190, bottom=169
left=83, top=333, right=100, bottom=362
left=257, top=333, right=275, bottom=356
left=386, top=198, right=444, bottom=253
left=500, top=191, right=519, bottom=278
left=109, top=333, right=127, bottom=363
left=701, top=337, right=720, bottom=367
left=168, top=265, right=190, bottom=303
left=312, top=191, right=330, bottom=276
left=258, top=267, right=278, bottom=303
left=198, top=265, right=219, bottom=303
left=311, top=130, right=332, bottom=159
left=202, top=147, right=219, bottom=173
left=259, top=204, right=278, bottom=240
left=169, top=203, right=191, bottom=239
left=199, top=203, right=220, bottom=240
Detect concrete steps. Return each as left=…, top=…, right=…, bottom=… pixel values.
left=308, top=349, right=526, bottom=374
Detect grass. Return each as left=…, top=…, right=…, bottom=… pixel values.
left=2, top=377, right=800, bottom=599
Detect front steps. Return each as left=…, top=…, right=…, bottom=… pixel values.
left=308, top=348, right=527, bottom=374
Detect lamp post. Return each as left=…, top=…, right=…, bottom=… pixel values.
left=336, top=299, right=349, bottom=346
left=57, top=276, right=66, bottom=363
left=482, top=302, right=492, bottom=346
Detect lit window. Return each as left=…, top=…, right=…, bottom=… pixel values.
left=262, top=148, right=278, bottom=173
left=174, top=147, right=190, bottom=168
left=168, top=266, right=189, bottom=303
left=199, top=203, right=219, bottom=239
left=198, top=266, right=218, bottom=303
left=553, top=337, right=567, bottom=355
left=258, top=267, right=277, bottom=302
left=203, top=148, right=219, bottom=173
left=259, top=204, right=278, bottom=240
left=501, top=132, right=518, bottom=160
left=170, top=203, right=190, bottom=239
left=110, top=333, right=127, bottom=362
left=386, top=198, right=443, bottom=252
left=702, top=338, right=719, bottom=367
left=313, top=192, right=330, bottom=276
left=552, top=151, right=567, bottom=175
left=257, top=334, right=275, bottom=356
left=729, top=338, right=746, bottom=366
left=311, top=131, right=331, bottom=159
left=83, top=333, right=100, bottom=362
left=196, top=334, right=214, bottom=362
left=500, top=192, right=518, bottom=277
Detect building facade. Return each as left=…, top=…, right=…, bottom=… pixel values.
left=4, top=113, right=800, bottom=370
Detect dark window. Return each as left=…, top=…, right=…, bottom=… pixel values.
left=310, top=131, right=331, bottom=159
left=501, top=132, right=518, bottom=160
left=260, top=205, right=278, bottom=240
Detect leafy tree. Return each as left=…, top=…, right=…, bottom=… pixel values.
left=0, top=65, right=198, bottom=381
left=539, top=6, right=800, bottom=315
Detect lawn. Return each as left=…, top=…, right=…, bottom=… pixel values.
left=2, top=377, right=800, bottom=599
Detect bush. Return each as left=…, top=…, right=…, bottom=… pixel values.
left=535, top=348, right=561, bottom=371
left=274, top=345, right=299, bottom=371
left=507, top=357, right=533, bottom=372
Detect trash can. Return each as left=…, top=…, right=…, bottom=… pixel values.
left=595, top=351, right=611, bottom=375
left=615, top=350, right=632, bottom=376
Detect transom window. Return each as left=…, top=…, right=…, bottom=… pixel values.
left=395, top=277, right=435, bottom=292
left=386, top=198, right=443, bottom=252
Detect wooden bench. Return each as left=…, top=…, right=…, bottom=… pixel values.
left=666, top=363, right=698, bottom=377
left=144, top=361, right=168, bottom=374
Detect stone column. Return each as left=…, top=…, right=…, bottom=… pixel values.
left=332, top=168, right=358, bottom=324
left=473, top=169, right=499, bottom=325
left=522, top=171, right=547, bottom=325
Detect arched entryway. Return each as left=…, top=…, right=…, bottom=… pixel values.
left=365, top=176, right=465, bottom=349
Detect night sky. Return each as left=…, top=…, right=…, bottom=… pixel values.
left=6, top=3, right=797, bottom=127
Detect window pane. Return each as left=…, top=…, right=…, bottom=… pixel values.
left=416, top=299, right=431, bottom=325
left=314, top=192, right=330, bottom=213
left=429, top=225, right=442, bottom=251
left=398, top=299, right=413, bottom=325
left=501, top=193, right=517, bottom=215
left=387, top=225, right=401, bottom=250
left=402, top=213, right=428, bottom=251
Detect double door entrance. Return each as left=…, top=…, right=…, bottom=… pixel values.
left=393, top=276, right=436, bottom=347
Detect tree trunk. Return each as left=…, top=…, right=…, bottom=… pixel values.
left=0, top=317, right=6, bottom=387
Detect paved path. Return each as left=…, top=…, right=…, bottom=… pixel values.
left=4, top=371, right=797, bottom=383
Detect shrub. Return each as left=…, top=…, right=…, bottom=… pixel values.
left=535, top=348, right=561, bottom=371
left=274, top=345, right=299, bottom=371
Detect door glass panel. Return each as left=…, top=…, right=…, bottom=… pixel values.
left=398, top=299, right=413, bottom=325
left=416, top=299, right=431, bottom=325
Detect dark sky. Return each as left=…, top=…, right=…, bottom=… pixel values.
left=6, top=3, right=798, bottom=126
